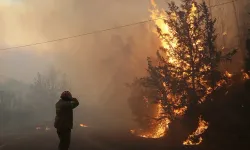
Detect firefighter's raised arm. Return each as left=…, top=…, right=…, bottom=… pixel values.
left=71, top=98, right=79, bottom=109
left=58, top=98, right=79, bottom=109
left=58, top=91, right=79, bottom=109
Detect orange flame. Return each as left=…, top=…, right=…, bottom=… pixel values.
left=150, top=0, right=157, bottom=8
left=243, top=73, right=249, bottom=80
left=131, top=0, right=225, bottom=141
left=130, top=0, right=200, bottom=139
left=225, top=71, right=233, bottom=78
left=183, top=116, right=209, bottom=145
left=131, top=103, right=170, bottom=138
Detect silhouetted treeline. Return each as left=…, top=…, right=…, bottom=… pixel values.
left=0, top=68, right=69, bottom=133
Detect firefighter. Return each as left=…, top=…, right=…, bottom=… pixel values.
left=54, top=91, right=79, bottom=150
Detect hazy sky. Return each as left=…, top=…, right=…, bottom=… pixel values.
left=0, top=0, right=165, bottom=83
left=0, top=0, right=246, bottom=83
left=0, top=0, right=170, bottom=126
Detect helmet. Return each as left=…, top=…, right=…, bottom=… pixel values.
left=60, top=91, right=72, bottom=100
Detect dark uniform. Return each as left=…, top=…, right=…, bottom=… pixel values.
left=54, top=91, right=79, bottom=150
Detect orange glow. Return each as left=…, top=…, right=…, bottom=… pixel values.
left=131, top=1, right=229, bottom=142
left=150, top=0, right=157, bottom=8
left=183, top=116, right=209, bottom=145
left=80, top=124, right=88, bottom=128
left=131, top=103, right=170, bottom=138
left=225, top=71, right=233, bottom=78
left=243, top=73, right=249, bottom=80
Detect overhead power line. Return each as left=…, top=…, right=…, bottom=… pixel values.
left=0, top=20, right=151, bottom=51
left=0, top=0, right=236, bottom=52
left=209, top=0, right=236, bottom=8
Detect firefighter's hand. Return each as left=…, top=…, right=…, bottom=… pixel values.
left=71, top=98, right=79, bottom=108
left=72, top=97, right=78, bottom=102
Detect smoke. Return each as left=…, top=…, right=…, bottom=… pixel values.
left=44, top=0, right=158, bottom=129
left=0, top=0, right=163, bottom=130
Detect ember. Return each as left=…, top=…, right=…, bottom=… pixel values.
left=225, top=71, right=233, bottom=78
left=80, top=124, right=88, bottom=128
left=243, top=72, right=249, bottom=80
left=45, top=127, right=50, bottom=131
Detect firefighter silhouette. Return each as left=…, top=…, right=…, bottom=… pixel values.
left=54, top=91, right=79, bottom=150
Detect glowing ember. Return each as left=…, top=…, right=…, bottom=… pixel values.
left=130, top=129, right=136, bottom=134
left=243, top=73, right=249, bottom=80
left=45, top=127, right=50, bottom=131
left=183, top=116, right=209, bottom=145
left=225, top=71, right=233, bottom=78
left=36, top=126, right=50, bottom=131
left=80, top=124, right=88, bottom=128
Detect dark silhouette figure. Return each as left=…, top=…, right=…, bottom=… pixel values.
left=54, top=91, right=79, bottom=150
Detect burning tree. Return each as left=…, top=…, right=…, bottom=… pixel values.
left=130, top=0, right=236, bottom=145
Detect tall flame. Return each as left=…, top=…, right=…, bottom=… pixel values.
left=130, top=0, right=199, bottom=139
left=150, top=0, right=197, bottom=127
left=149, top=0, right=178, bottom=62
left=130, top=1, right=174, bottom=139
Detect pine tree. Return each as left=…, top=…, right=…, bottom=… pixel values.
left=143, top=0, right=231, bottom=119
left=133, top=0, right=236, bottom=144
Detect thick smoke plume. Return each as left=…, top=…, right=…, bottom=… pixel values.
left=0, top=0, right=164, bottom=130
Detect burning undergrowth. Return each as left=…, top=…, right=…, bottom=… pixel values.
left=128, top=0, right=240, bottom=146
left=183, top=116, right=209, bottom=145
left=130, top=102, right=170, bottom=139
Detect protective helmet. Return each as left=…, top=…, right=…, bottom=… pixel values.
left=60, top=91, right=72, bottom=100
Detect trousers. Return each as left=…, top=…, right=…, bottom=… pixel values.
left=57, top=129, right=71, bottom=150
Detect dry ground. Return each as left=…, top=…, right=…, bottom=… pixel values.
left=0, top=127, right=193, bottom=150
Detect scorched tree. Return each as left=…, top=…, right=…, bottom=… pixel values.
left=130, top=0, right=236, bottom=145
